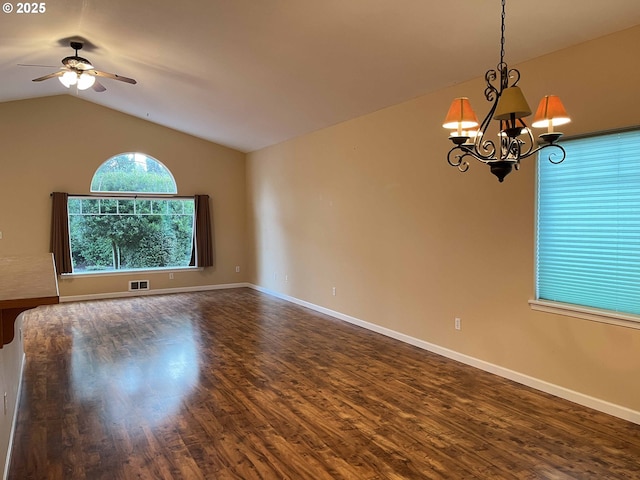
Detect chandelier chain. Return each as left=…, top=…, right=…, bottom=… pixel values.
left=500, top=0, right=506, bottom=67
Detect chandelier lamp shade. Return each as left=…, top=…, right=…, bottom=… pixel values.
left=443, top=0, right=571, bottom=182
left=532, top=95, right=571, bottom=136
left=443, top=97, right=479, bottom=135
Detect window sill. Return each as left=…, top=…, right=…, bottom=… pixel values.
left=529, top=299, right=640, bottom=331
left=60, top=266, right=201, bottom=279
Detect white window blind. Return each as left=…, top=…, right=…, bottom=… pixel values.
left=536, top=129, right=640, bottom=316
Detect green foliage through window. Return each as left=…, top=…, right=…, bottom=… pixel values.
left=69, top=197, right=195, bottom=272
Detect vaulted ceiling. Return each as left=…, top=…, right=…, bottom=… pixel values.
left=1, top=0, right=639, bottom=152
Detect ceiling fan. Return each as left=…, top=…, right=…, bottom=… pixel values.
left=30, top=41, right=137, bottom=92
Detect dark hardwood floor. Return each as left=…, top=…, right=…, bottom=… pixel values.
left=8, top=288, right=640, bottom=479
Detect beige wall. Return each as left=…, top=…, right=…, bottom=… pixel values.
left=0, top=95, right=247, bottom=296
left=246, top=26, right=640, bottom=412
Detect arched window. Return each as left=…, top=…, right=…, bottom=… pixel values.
left=90, top=153, right=178, bottom=194
left=67, top=153, right=196, bottom=273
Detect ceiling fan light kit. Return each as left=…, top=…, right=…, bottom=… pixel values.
left=59, top=70, right=96, bottom=90
left=29, top=40, right=136, bottom=93
left=442, top=0, right=571, bottom=182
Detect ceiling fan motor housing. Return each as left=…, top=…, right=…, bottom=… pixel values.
left=62, top=56, right=93, bottom=71
left=63, top=41, right=93, bottom=70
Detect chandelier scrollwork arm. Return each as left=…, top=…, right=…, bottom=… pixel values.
left=539, top=143, right=567, bottom=165
left=477, top=137, right=497, bottom=160
left=506, top=68, right=520, bottom=88
left=447, top=146, right=470, bottom=172
left=485, top=69, right=499, bottom=102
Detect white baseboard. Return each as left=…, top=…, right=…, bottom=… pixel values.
left=3, top=352, right=25, bottom=480
left=249, top=284, right=640, bottom=426
left=60, top=282, right=251, bottom=303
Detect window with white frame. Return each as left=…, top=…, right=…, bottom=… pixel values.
left=536, top=128, right=640, bottom=318
left=68, top=153, right=195, bottom=273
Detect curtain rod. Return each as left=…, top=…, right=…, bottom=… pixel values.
left=51, top=193, right=196, bottom=200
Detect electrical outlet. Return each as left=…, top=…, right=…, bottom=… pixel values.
left=455, top=317, right=461, bottom=330
left=332, top=286, right=336, bottom=296
left=235, top=266, right=240, bottom=273
left=285, top=274, right=288, bottom=282
left=169, top=273, right=174, bottom=280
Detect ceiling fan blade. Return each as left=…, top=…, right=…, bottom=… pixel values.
left=92, top=80, right=107, bottom=92
left=90, top=70, right=137, bottom=85
left=19, top=64, right=59, bottom=68
left=32, top=71, right=65, bottom=82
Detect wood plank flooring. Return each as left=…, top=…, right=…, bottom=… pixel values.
left=8, top=288, right=640, bottom=479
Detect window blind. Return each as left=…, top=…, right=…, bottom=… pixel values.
left=536, top=129, right=640, bottom=316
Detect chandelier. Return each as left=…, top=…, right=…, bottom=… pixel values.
left=443, top=0, right=571, bottom=182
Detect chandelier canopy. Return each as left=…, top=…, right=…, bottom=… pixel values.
left=443, top=0, right=571, bottom=182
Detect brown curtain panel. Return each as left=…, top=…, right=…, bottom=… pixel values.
left=50, top=192, right=73, bottom=274
left=191, top=194, right=215, bottom=267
